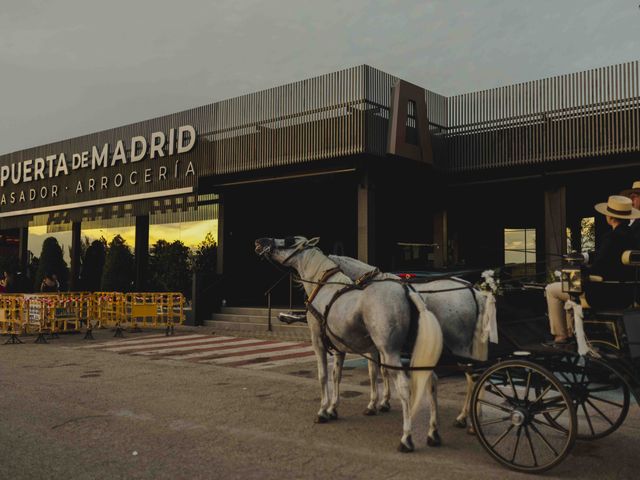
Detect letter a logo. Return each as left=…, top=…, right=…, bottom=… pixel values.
left=387, top=80, right=433, bottom=164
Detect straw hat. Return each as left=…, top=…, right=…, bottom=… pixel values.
left=621, top=181, right=640, bottom=197
left=594, top=195, right=640, bottom=219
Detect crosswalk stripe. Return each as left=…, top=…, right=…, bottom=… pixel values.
left=81, top=334, right=206, bottom=349
left=181, top=342, right=309, bottom=362
left=206, top=347, right=315, bottom=366
left=101, top=336, right=228, bottom=352
left=131, top=337, right=268, bottom=356
left=247, top=352, right=317, bottom=369
left=79, top=332, right=318, bottom=370
left=166, top=340, right=295, bottom=360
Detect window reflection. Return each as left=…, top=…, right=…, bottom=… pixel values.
left=149, top=203, right=218, bottom=251
left=82, top=217, right=136, bottom=246
left=147, top=202, right=219, bottom=297
left=28, top=224, right=72, bottom=264
left=504, top=228, right=537, bottom=277
left=581, top=217, right=595, bottom=252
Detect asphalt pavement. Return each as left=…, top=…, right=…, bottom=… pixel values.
left=1, top=329, right=639, bottom=479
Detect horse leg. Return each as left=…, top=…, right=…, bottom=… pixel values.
left=454, top=372, right=474, bottom=429
left=327, top=351, right=345, bottom=420
left=364, top=358, right=379, bottom=416
left=425, top=373, right=441, bottom=446
left=383, top=352, right=414, bottom=452
left=310, top=333, right=331, bottom=423
left=379, top=365, right=391, bottom=412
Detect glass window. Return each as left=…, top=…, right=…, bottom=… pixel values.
left=581, top=217, right=595, bottom=252
left=82, top=217, right=136, bottom=246
left=504, top=228, right=536, bottom=277
left=149, top=203, right=219, bottom=251
left=504, top=228, right=536, bottom=264
left=28, top=221, right=72, bottom=264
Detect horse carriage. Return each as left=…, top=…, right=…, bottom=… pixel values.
left=255, top=236, right=640, bottom=474
left=462, top=251, right=640, bottom=473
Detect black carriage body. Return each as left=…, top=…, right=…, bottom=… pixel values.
left=584, top=309, right=640, bottom=360
left=583, top=309, right=640, bottom=403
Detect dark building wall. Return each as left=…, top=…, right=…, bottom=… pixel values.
left=217, top=171, right=358, bottom=306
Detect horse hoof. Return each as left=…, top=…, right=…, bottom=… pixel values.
left=427, top=431, right=442, bottom=447
left=328, top=410, right=338, bottom=420
left=397, top=436, right=414, bottom=453
left=378, top=402, right=391, bottom=413
left=315, top=414, right=330, bottom=424
left=453, top=418, right=467, bottom=429
left=363, top=408, right=377, bottom=416
left=466, top=426, right=476, bottom=436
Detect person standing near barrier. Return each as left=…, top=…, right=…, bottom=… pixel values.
left=40, top=273, right=60, bottom=293
left=4, top=271, right=18, bottom=293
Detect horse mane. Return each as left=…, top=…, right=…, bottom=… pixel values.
left=328, top=255, right=377, bottom=275
left=290, top=240, right=351, bottom=288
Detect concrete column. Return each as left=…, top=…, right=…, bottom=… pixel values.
left=18, top=227, right=29, bottom=273
left=135, top=215, right=149, bottom=291
left=544, top=186, right=567, bottom=274
left=433, top=210, right=448, bottom=268
left=216, top=196, right=224, bottom=275
left=70, top=221, right=81, bottom=290
left=357, top=170, right=375, bottom=263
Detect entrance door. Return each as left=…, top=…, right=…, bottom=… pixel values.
left=220, top=174, right=357, bottom=307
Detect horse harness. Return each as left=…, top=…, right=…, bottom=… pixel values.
left=304, top=266, right=430, bottom=371
left=303, top=265, right=484, bottom=373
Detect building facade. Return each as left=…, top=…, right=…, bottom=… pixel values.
left=1, top=61, right=639, bottom=307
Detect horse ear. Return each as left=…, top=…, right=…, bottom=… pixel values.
left=306, top=237, right=320, bottom=247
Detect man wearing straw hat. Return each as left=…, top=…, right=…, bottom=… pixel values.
left=545, top=195, right=640, bottom=346
left=621, top=181, right=640, bottom=245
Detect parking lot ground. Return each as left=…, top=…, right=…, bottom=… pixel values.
left=1, top=329, right=639, bottom=479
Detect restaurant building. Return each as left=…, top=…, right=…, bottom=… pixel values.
left=1, top=61, right=639, bottom=307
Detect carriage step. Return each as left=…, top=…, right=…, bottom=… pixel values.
left=278, top=312, right=307, bottom=324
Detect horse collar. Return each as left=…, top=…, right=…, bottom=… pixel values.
left=355, top=268, right=380, bottom=286
left=305, top=267, right=342, bottom=305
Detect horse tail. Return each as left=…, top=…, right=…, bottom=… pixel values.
left=406, top=289, right=443, bottom=418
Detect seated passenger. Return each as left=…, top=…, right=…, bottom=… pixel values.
left=621, top=181, right=640, bottom=246
left=545, top=195, right=640, bottom=345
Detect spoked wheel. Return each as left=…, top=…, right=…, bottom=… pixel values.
left=545, top=354, right=630, bottom=440
left=471, top=359, right=577, bottom=474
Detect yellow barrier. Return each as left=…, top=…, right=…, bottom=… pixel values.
left=0, top=294, right=27, bottom=343
left=92, top=292, right=125, bottom=329
left=1, top=291, right=186, bottom=342
left=123, top=293, right=185, bottom=334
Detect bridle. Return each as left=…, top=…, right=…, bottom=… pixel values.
left=258, top=237, right=321, bottom=268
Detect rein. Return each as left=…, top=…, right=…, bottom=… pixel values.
left=259, top=244, right=486, bottom=372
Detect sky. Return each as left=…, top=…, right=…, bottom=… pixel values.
left=1, top=0, right=639, bottom=155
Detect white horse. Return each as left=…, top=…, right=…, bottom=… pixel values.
left=256, top=236, right=444, bottom=451
left=328, top=254, right=498, bottom=429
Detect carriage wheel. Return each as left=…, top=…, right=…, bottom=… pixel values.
left=544, top=355, right=630, bottom=440
left=471, top=360, right=577, bottom=474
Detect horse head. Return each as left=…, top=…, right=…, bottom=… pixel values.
left=254, top=236, right=320, bottom=265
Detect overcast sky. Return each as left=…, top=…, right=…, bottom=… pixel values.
left=1, top=0, right=639, bottom=155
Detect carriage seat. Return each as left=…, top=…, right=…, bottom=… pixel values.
left=581, top=248, right=640, bottom=311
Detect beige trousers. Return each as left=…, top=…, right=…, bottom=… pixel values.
left=545, top=282, right=573, bottom=337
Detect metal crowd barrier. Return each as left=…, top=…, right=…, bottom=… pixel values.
left=0, top=294, right=27, bottom=343
left=92, top=292, right=125, bottom=330
left=123, top=293, right=185, bottom=335
left=0, top=291, right=186, bottom=343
